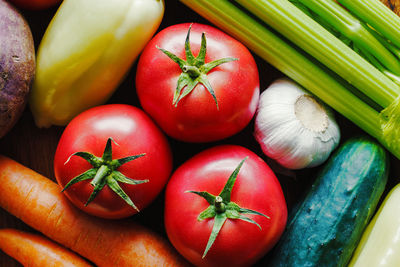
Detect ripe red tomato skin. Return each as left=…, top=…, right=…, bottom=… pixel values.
left=7, top=0, right=61, bottom=10
left=164, top=145, right=287, bottom=267
left=54, top=104, right=173, bottom=219
left=136, top=23, right=260, bottom=142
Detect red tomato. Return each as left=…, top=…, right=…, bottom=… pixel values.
left=54, top=104, right=172, bottom=219
left=164, top=145, right=287, bottom=267
left=136, top=23, right=259, bottom=142
left=7, top=0, right=61, bottom=10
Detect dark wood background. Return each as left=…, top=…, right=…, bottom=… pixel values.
left=0, top=0, right=398, bottom=266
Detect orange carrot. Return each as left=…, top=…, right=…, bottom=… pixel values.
left=0, top=155, right=189, bottom=267
left=0, top=228, right=92, bottom=267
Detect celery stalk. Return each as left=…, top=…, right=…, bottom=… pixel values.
left=234, top=0, right=400, bottom=109
left=369, top=28, right=400, bottom=61
left=293, top=0, right=400, bottom=76
left=380, top=96, right=400, bottom=158
left=337, top=0, right=400, bottom=50
left=179, top=0, right=382, bottom=142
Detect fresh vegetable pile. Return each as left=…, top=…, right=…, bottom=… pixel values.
left=0, top=0, right=399, bottom=266
left=180, top=0, right=400, bottom=159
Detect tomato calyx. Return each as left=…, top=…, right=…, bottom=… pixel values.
left=62, top=137, right=148, bottom=211
left=157, top=25, right=238, bottom=109
left=186, top=157, right=269, bottom=259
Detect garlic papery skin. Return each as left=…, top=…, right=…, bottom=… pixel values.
left=254, top=78, right=340, bottom=170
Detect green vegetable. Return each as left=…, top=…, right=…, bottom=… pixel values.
left=235, top=0, right=400, bottom=108
left=349, top=183, right=400, bottom=267
left=179, top=0, right=400, bottom=159
left=290, top=0, right=400, bottom=78
left=337, top=0, right=400, bottom=50
left=30, top=0, right=164, bottom=128
left=268, top=137, right=389, bottom=267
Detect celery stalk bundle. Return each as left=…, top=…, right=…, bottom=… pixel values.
left=180, top=0, right=400, bottom=160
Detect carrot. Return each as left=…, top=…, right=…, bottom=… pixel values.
left=0, top=155, right=189, bottom=267
left=0, top=228, right=92, bottom=267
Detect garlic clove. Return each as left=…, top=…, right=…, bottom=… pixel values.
left=254, top=78, right=340, bottom=170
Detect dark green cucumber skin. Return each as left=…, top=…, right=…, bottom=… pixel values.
left=268, top=137, right=389, bottom=267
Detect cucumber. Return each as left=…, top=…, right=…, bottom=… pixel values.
left=268, top=137, right=389, bottom=267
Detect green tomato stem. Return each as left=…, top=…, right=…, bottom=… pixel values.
left=214, top=196, right=226, bottom=213
left=63, top=137, right=148, bottom=210
left=91, top=165, right=109, bottom=187
left=158, top=24, right=236, bottom=108
left=183, top=65, right=202, bottom=78
left=187, top=157, right=269, bottom=258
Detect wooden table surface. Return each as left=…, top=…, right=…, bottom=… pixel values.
left=0, top=1, right=399, bottom=266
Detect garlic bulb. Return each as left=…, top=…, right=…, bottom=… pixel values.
left=254, top=78, right=340, bottom=170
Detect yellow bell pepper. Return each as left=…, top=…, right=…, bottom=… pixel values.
left=349, top=183, right=400, bottom=267
left=29, top=0, right=164, bottom=127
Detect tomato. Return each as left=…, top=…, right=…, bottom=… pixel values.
left=54, top=104, right=172, bottom=219
left=136, top=23, right=259, bottom=142
left=7, top=0, right=61, bottom=10
left=164, top=145, right=287, bottom=267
